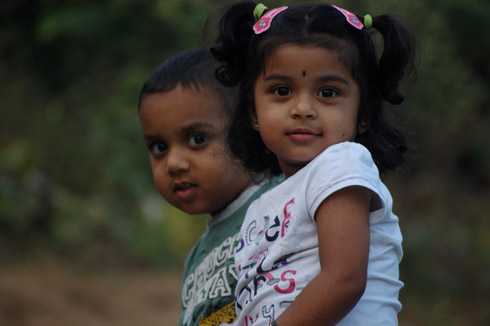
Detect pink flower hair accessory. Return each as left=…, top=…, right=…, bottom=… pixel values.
left=253, top=5, right=288, bottom=35
left=332, top=5, right=364, bottom=30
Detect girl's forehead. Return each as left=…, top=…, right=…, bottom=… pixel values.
left=263, top=44, right=344, bottom=72
left=261, top=38, right=357, bottom=70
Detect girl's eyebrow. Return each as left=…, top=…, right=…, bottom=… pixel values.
left=317, top=75, right=349, bottom=85
left=264, top=73, right=350, bottom=85
left=264, top=74, right=293, bottom=82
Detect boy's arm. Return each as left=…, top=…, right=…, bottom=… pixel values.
left=274, top=186, right=371, bottom=326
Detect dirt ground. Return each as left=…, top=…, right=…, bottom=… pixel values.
left=0, top=262, right=181, bottom=326
left=1, top=262, right=485, bottom=326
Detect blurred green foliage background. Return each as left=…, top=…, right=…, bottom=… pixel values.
left=1, top=0, right=489, bottom=324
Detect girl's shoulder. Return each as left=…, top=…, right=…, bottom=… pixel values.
left=305, top=142, right=382, bottom=192
left=322, top=141, right=370, bottom=156
left=314, top=141, right=374, bottom=169
left=250, top=142, right=378, bottom=204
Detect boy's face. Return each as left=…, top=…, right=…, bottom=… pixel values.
left=139, top=85, right=251, bottom=215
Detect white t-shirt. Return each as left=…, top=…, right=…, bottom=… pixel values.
left=235, top=142, right=403, bottom=326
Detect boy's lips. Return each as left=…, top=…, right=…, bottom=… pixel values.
left=286, top=128, right=320, bottom=142
left=173, top=182, right=197, bottom=201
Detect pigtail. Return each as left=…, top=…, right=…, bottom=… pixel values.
left=372, top=15, right=416, bottom=105
left=353, top=13, right=416, bottom=174
left=212, top=1, right=283, bottom=177
left=212, top=1, right=257, bottom=86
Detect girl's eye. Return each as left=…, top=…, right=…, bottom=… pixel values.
left=318, top=88, right=339, bottom=98
left=149, top=142, right=167, bottom=155
left=272, top=86, right=292, bottom=97
left=189, top=133, right=208, bottom=146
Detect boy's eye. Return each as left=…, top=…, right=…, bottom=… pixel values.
left=189, top=133, right=208, bottom=146
left=272, top=86, right=292, bottom=97
left=149, top=142, right=167, bottom=155
left=318, top=88, right=338, bottom=98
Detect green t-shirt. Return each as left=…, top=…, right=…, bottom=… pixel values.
left=179, top=179, right=281, bottom=326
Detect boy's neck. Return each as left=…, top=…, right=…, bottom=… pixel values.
left=207, top=182, right=258, bottom=228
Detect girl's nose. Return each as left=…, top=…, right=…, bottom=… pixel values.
left=291, top=95, right=317, bottom=119
left=166, top=148, right=190, bottom=174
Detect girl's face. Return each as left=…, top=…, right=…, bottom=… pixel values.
left=253, top=44, right=360, bottom=178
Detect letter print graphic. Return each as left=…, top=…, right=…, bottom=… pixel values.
left=281, top=198, right=295, bottom=237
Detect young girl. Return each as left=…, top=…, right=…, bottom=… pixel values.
left=212, top=2, right=416, bottom=326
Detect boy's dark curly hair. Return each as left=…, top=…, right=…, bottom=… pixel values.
left=138, top=46, right=238, bottom=121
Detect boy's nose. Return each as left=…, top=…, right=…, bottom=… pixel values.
left=291, top=95, right=317, bottom=119
left=166, top=149, right=190, bottom=174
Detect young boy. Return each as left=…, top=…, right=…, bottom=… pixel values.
left=138, top=47, right=278, bottom=326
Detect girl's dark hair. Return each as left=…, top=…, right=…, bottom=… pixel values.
left=212, top=1, right=416, bottom=177
left=138, top=46, right=237, bottom=119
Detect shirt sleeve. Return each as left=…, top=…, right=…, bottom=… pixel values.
left=305, top=142, right=385, bottom=221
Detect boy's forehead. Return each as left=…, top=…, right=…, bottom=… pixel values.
left=183, top=85, right=226, bottom=114
left=140, top=85, right=227, bottom=127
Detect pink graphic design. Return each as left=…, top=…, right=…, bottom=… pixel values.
left=281, top=198, right=295, bottom=237
left=253, top=6, right=288, bottom=34
left=254, top=270, right=297, bottom=294
left=275, top=270, right=297, bottom=294
left=244, top=313, right=259, bottom=326
left=245, top=248, right=269, bottom=278
left=248, top=248, right=269, bottom=264
left=332, top=5, right=364, bottom=30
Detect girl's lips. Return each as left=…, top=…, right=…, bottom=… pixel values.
left=174, top=183, right=197, bottom=201
left=287, top=128, right=320, bottom=142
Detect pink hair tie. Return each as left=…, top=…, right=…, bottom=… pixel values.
left=253, top=6, right=288, bottom=35
left=332, top=5, right=364, bottom=30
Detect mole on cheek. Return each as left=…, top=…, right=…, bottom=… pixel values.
left=302, top=70, right=306, bottom=77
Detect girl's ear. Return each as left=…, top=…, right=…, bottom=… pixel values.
left=249, top=107, right=259, bottom=131
left=356, top=102, right=370, bottom=135
left=358, top=121, right=368, bottom=135
left=357, top=110, right=370, bottom=135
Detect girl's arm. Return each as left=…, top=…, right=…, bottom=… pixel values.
left=275, top=186, right=372, bottom=326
